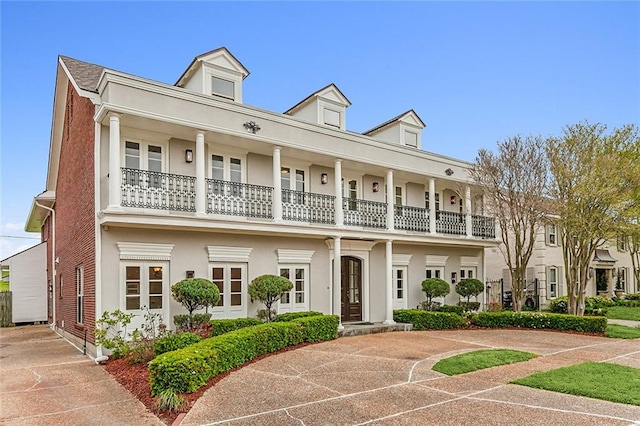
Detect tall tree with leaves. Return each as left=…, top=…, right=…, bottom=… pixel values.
left=470, top=135, right=550, bottom=311
left=547, top=122, right=638, bottom=314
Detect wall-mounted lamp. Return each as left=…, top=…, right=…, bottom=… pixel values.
left=445, top=168, right=454, bottom=176
left=450, top=196, right=457, bottom=205
left=372, top=182, right=380, bottom=193
left=320, top=173, right=328, bottom=185
left=451, top=271, right=457, bottom=284
left=185, top=149, right=193, bottom=163
left=243, top=121, right=261, bottom=134
left=186, top=270, right=195, bottom=279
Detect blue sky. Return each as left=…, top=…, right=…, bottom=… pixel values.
left=1, top=1, right=639, bottom=259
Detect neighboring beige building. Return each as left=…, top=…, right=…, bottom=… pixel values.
left=25, top=47, right=500, bottom=355
left=485, top=223, right=638, bottom=309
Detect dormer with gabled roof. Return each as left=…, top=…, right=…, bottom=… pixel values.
left=175, top=47, right=249, bottom=103
left=363, top=110, right=426, bottom=149
left=285, top=83, right=351, bottom=130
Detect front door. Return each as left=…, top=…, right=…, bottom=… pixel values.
left=341, top=256, right=362, bottom=321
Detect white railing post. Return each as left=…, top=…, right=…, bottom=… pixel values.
left=429, top=178, right=436, bottom=234
left=386, top=170, right=394, bottom=231
left=273, top=147, right=282, bottom=222
left=465, top=185, right=473, bottom=237
left=334, top=159, right=344, bottom=227
left=195, top=131, right=206, bottom=216
left=108, top=113, right=122, bottom=210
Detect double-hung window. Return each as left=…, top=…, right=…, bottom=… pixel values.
left=76, top=266, right=83, bottom=324
left=547, top=267, right=558, bottom=298
left=546, top=224, right=557, bottom=246
left=212, top=76, right=235, bottom=100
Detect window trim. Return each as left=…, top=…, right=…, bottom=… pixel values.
left=209, top=152, right=247, bottom=183
left=121, top=262, right=167, bottom=312
left=211, top=76, right=235, bottom=100
left=548, top=266, right=558, bottom=298
left=392, top=265, right=408, bottom=309
left=546, top=224, right=558, bottom=246
left=278, top=264, right=310, bottom=313
left=121, top=138, right=168, bottom=173
left=209, top=263, right=248, bottom=318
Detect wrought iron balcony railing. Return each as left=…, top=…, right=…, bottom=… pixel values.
left=436, top=210, right=466, bottom=235
left=121, top=168, right=196, bottom=211
left=472, top=215, right=496, bottom=239
left=282, top=190, right=335, bottom=224
left=206, top=179, right=272, bottom=219
left=394, top=205, right=430, bottom=232
left=343, top=198, right=387, bottom=229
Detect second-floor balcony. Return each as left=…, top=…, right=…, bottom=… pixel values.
left=118, top=168, right=495, bottom=240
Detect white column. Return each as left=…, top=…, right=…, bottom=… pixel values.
left=386, top=170, right=394, bottom=231
left=465, top=185, right=473, bottom=237
left=333, top=236, right=343, bottom=329
left=272, top=147, right=282, bottom=222
left=429, top=178, right=436, bottom=234
left=334, top=159, right=343, bottom=227
left=108, top=113, right=122, bottom=210
left=195, top=131, right=206, bottom=216
left=383, top=240, right=395, bottom=324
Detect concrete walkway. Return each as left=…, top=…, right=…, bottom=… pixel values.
left=0, top=325, right=162, bottom=426
left=182, top=329, right=640, bottom=426
left=608, top=318, right=640, bottom=327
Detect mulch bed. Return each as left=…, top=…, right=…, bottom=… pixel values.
left=101, top=342, right=310, bottom=425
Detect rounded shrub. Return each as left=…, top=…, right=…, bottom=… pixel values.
left=421, top=278, right=450, bottom=310
left=456, top=278, right=485, bottom=307
left=154, top=332, right=201, bottom=356
left=248, top=275, right=293, bottom=322
left=171, top=278, right=220, bottom=316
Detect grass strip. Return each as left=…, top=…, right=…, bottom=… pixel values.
left=605, top=324, right=640, bottom=339
left=512, top=362, right=640, bottom=406
left=606, top=306, right=640, bottom=321
left=432, top=349, right=536, bottom=376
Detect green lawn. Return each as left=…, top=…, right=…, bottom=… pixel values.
left=432, top=349, right=537, bottom=376
left=606, top=306, right=640, bottom=321
left=0, top=280, right=9, bottom=292
left=605, top=324, right=640, bottom=339
left=512, top=362, right=640, bottom=406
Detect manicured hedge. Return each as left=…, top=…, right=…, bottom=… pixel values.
left=154, top=332, right=201, bottom=356
left=438, top=305, right=464, bottom=315
left=393, top=309, right=467, bottom=330
left=148, top=315, right=338, bottom=395
left=274, top=311, right=324, bottom=322
left=206, top=318, right=262, bottom=337
left=471, top=311, right=607, bottom=333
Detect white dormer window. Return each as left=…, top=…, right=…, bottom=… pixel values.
left=323, top=108, right=341, bottom=128
left=212, top=76, right=235, bottom=100
left=404, top=130, right=418, bottom=148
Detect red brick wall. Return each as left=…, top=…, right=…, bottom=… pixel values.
left=54, top=81, right=96, bottom=342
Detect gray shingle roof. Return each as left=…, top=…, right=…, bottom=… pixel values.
left=59, top=56, right=105, bottom=93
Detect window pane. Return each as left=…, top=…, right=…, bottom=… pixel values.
left=324, top=108, right=340, bottom=127
left=281, top=292, right=290, bottom=304
left=426, top=270, right=432, bottom=279
left=149, top=296, right=162, bottom=309
left=126, top=296, right=140, bottom=310
left=230, top=280, right=242, bottom=293
left=126, top=266, right=140, bottom=280
left=435, top=270, right=441, bottom=278
left=295, top=170, right=305, bottom=192
left=213, top=267, right=224, bottom=280
left=230, top=294, right=242, bottom=306
left=149, top=267, right=163, bottom=279
left=148, top=146, right=162, bottom=173
left=149, top=282, right=162, bottom=295
left=125, top=142, right=140, bottom=169
left=230, top=158, right=241, bottom=183
left=126, top=282, right=140, bottom=295
left=212, top=155, right=224, bottom=180
left=404, top=131, right=418, bottom=147
left=212, top=77, right=234, bottom=98
left=295, top=293, right=304, bottom=303
left=281, top=167, right=291, bottom=189
left=280, top=269, right=290, bottom=279
left=231, top=268, right=241, bottom=280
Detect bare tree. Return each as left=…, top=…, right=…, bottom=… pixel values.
left=470, top=135, right=550, bottom=311
left=629, top=230, right=640, bottom=293
left=547, top=122, right=638, bottom=315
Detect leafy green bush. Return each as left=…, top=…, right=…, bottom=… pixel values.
left=274, top=311, right=324, bottom=322
left=393, top=309, right=466, bottom=330
left=458, top=301, right=481, bottom=312
left=421, top=278, right=450, bottom=310
left=550, top=296, right=614, bottom=315
left=207, top=318, right=262, bottom=337
left=471, top=311, right=607, bottom=333
left=95, top=309, right=135, bottom=359
left=154, top=332, right=202, bottom=356
left=248, top=275, right=294, bottom=322
left=171, top=278, right=220, bottom=316
left=173, top=313, right=211, bottom=333
left=292, top=315, right=339, bottom=341
left=148, top=315, right=338, bottom=395
left=438, top=305, right=465, bottom=315
left=626, top=292, right=640, bottom=301
left=549, top=297, right=568, bottom=313
left=455, top=278, right=484, bottom=308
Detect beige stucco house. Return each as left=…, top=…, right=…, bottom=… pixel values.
left=25, top=47, right=499, bottom=355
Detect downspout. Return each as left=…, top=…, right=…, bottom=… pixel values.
left=35, top=200, right=56, bottom=329
left=93, top=118, right=108, bottom=363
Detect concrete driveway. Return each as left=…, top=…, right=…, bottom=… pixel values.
left=0, top=325, right=162, bottom=426
left=182, top=329, right=640, bottom=426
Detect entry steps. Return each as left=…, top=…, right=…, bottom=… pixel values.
left=339, top=322, right=412, bottom=337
